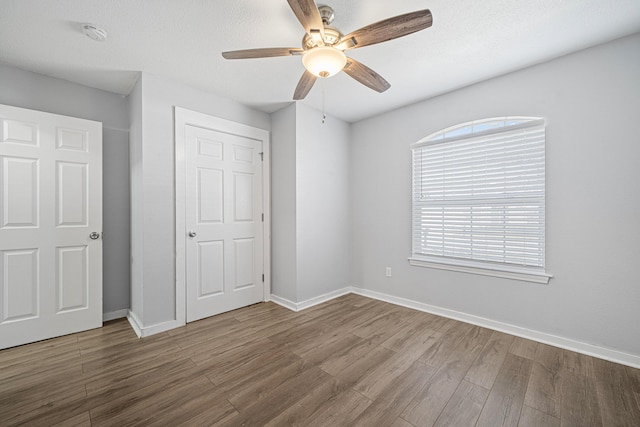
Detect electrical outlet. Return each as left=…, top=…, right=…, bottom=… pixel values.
left=385, top=267, right=392, bottom=277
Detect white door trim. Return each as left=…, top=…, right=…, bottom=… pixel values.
left=174, top=107, right=270, bottom=326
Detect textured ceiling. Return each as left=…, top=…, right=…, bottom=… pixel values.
left=1, top=0, right=639, bottom=122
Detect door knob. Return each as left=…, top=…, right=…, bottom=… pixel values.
left=188, top=231, right=197, bottom=238
left=89, top=232, right=101, bottom=240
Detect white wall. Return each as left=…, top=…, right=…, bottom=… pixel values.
left=0, top=64, right=131, bottom=316
left=102, top=128, right=131, bottom=315
left=128, top=76, right=143, bottom=321
left=271, top=104, right=298, bottom=302
left=350, top=33, right=640, bottom=358
left=271, top=103, right=351, bottom=305
left=295, top=103, right=351, bottom=302
left=129, top=73, right=271, bottom=327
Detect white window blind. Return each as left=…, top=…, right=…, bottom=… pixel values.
left=411, top=118, right=546, bottom=276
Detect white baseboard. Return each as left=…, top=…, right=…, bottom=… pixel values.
left=298, top=288, right=353, bottom=310
left=350, top=287, right=640, bottom=369
left=127, top=310, right=143, bottom=338
left=126, top=285, right=639, bottom=368
left=141, top=319, right=181, bottom=337
left=126, top=310, right=182, bottom=338
left=271, top=287, right=353, bottom=312
left=103, top=309, right=128, bottom=322
left=270, top=294, right=298, bottom=311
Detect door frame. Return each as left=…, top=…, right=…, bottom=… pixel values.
left=174, top=107, right=271, bottom=326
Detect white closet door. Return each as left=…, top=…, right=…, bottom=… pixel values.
left=0, top=104, right=102, bottom=349
left=185, top=124, right=264, bottom=322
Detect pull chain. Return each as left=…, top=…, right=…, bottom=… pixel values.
left=321, top=80, right=327, bottom=124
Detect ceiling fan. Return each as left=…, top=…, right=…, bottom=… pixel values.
left=222, top=0, right=433, bottom=100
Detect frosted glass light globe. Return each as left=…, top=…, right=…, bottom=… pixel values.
left=302, top=46, right=347, bottom=78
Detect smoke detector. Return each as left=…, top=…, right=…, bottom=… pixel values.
left=81, top=24, right=108, bottom=42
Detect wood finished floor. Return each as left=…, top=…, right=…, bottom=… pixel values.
left=1, top=294, right=639, bottom=426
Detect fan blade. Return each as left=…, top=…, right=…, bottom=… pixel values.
left=287, top=0, right=325, bottom=41
left=222, top=48, right=304, bottom=59
left=293, top=70, right=317, bottom=100
left=336, top=9, right=432, bottom=51
left=343, top=58, right=390, bottom=93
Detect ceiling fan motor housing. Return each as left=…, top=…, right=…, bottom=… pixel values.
left=301, top=5, right=342, bottom=49
left=302, top=26, right=343, bottom=49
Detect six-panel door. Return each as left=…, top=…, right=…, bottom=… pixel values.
left=185, top=125, right=263, bottom=322
left=0, top=104, right=102, bottom=349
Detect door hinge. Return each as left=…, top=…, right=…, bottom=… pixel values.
left=262, top=274, right=265, bottom=282
left=261, top=213, right=264, bottom=222
left=259, top=152, right=264, bottom=161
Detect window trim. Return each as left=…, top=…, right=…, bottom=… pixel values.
left=413, top=117, right=546, bottom=148
left=408, top=256, right=552, bottom=284
left=410, top=117, right=552, bottom=284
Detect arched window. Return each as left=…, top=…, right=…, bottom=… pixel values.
left=410, top=117, right=551, bottom=283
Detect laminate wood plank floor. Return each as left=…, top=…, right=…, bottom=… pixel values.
left=1, top=294, right=639, bottom=426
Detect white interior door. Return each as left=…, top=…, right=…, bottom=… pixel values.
left=185, top=124, right=264, bottom=322
left=0, top=104, right=102, bottom=349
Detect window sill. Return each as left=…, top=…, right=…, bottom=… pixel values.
left=408, top=257, right=552, bottom=284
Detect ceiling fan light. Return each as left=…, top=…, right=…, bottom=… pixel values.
left=302, top=46, right=347, bottom=78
